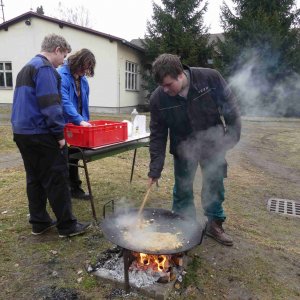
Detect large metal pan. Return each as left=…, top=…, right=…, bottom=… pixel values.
left=101, top=207, right=206, bottom=255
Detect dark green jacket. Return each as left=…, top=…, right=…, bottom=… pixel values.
left=148, top=66, right=241, bottom=179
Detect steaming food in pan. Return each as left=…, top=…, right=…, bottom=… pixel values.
left=124, top=230, right=183, bottom=251
left=117, top=215, right=184, bottom=251
left=101, top=207, right=204, bottom=254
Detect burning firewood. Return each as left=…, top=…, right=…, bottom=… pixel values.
left=172, top=256, right=183, bottom=266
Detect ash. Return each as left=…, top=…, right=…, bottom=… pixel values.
left=92, top=247, right=165, bottom=288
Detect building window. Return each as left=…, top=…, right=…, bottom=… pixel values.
left=125, top=61, right=139, bottom=91
left=0, top=62, right=13, bottom=88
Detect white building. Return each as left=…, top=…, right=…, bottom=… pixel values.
left=0, top=11, right=146, bottom=113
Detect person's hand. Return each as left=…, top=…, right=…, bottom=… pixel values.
left=80, top=120, right=92, bottom=127
left=58, top=139, right=66, bottom=149
left=148, top=177, right=158, bottom=188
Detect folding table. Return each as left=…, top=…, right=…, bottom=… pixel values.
left=68, top=134, right=150, bottom=222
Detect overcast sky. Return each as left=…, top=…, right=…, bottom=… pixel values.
left=2, top=0, right=300, bottom=41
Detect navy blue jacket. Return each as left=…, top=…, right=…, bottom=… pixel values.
left=11, top=54, right=65, bottom=140
left=57, top=62, right=90, bottom=125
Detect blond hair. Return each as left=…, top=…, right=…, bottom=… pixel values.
left=41, top=34, right=71, bottom=53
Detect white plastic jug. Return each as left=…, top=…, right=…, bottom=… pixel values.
left=132, top=115, right=146, bottom=136
left=131, top=108, right=138, bottom=123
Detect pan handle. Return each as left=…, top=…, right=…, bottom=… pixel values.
left=103, top=199, right=115, bottom=219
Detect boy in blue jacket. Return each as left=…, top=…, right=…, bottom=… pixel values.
left=11, top=34, right=90, bottom=237
left=57, top=49, right=96, bottom=200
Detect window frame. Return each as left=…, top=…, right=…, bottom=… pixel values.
left=125, top=60, right=139, bottom=91
left=0, top=61, right=13, bottom=89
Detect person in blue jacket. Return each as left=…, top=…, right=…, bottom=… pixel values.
left=57, top=48, right=96, bottom=200
left=11, top=34, right=91, bottom=237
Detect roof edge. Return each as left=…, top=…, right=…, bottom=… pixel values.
left=0, top=11, right=144, bottom=52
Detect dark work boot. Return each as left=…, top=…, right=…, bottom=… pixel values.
left=59, top=222, right=91, bottom=238
left=69, top=162, right=90, bottom=200
left=71, top=186, right=90, bottom=200
left=206, top=219, right=233, bottom=246
left=32, top=220, right=57, bottom=235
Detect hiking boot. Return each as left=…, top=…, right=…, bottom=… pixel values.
left=58, top=222, right=91, bottom=238
left=206, top=220, right=233, bottom=246
left=71, top=187, right=90, bottom=200
left=32, top=220, right=56, bottom=235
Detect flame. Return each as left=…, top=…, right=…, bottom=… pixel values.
left=155, top=255, right=167, bottom=272
left=134, top=252, right=169, bottom=272
left=140, top=252, right=150, bottom=266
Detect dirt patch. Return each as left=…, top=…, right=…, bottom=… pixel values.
left=246, top=151, right=300, bottom=183
left=0, top=152, right=22, bottom=169
left=236, top=124, right=300, bottom=183
left=34, top=285, right=81, bottom=300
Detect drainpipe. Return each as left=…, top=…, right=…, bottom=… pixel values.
left=118, top=59, right=121, bottom=114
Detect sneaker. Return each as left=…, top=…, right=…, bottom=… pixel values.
left=58, top=222, right=91, bottom=238
left=71, top=187, right=90, bottom=200
left=206, top=220, right=233, bottom=246
left=32, top=221, right=57, bottom=235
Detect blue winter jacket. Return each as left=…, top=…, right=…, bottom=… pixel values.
left=57, top=62, right=90, bottom=125
left=11, top=54, right=65, bottom=140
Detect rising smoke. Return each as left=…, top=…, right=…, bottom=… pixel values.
left=228, top=48, right=300, bottom=117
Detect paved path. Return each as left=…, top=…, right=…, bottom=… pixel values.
left=0, top=152, right=22, bottom=169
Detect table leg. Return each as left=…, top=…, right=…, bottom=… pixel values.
left=82, top=158, right=97, bottom=222
left=130, top=149, right=137, bottom=183
left=75, top=147, right=97, bottom=222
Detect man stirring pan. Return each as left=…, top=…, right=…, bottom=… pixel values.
left=147, top=54, right=241, bottom=246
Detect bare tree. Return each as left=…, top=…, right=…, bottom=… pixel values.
left=54, top=2, right=93, bottom=28
left=36, top=5, right=44, bottom=15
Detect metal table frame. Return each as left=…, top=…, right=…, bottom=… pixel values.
left=68, top=135, right=150, bottom=222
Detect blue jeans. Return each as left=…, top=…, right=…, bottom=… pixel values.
left=172, top=155, right=227, bottom=220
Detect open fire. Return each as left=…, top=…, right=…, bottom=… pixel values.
left=89, top=247, right=186, bottom=289
left=132, top=252, right=170, bottom=272
left=131, top=251, right=184, bottom=284
left=97, top=203, right=205, bottom=297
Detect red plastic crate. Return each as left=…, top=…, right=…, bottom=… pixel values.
left=64, top=120, right=128, bottom=148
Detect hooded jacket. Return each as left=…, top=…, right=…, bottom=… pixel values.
left=148, top=66, right=241, bottom=179
left=57, top=62, right=90, bottom=125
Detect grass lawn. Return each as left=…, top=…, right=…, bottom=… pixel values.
left=0, top=110, right=299, bottom=299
